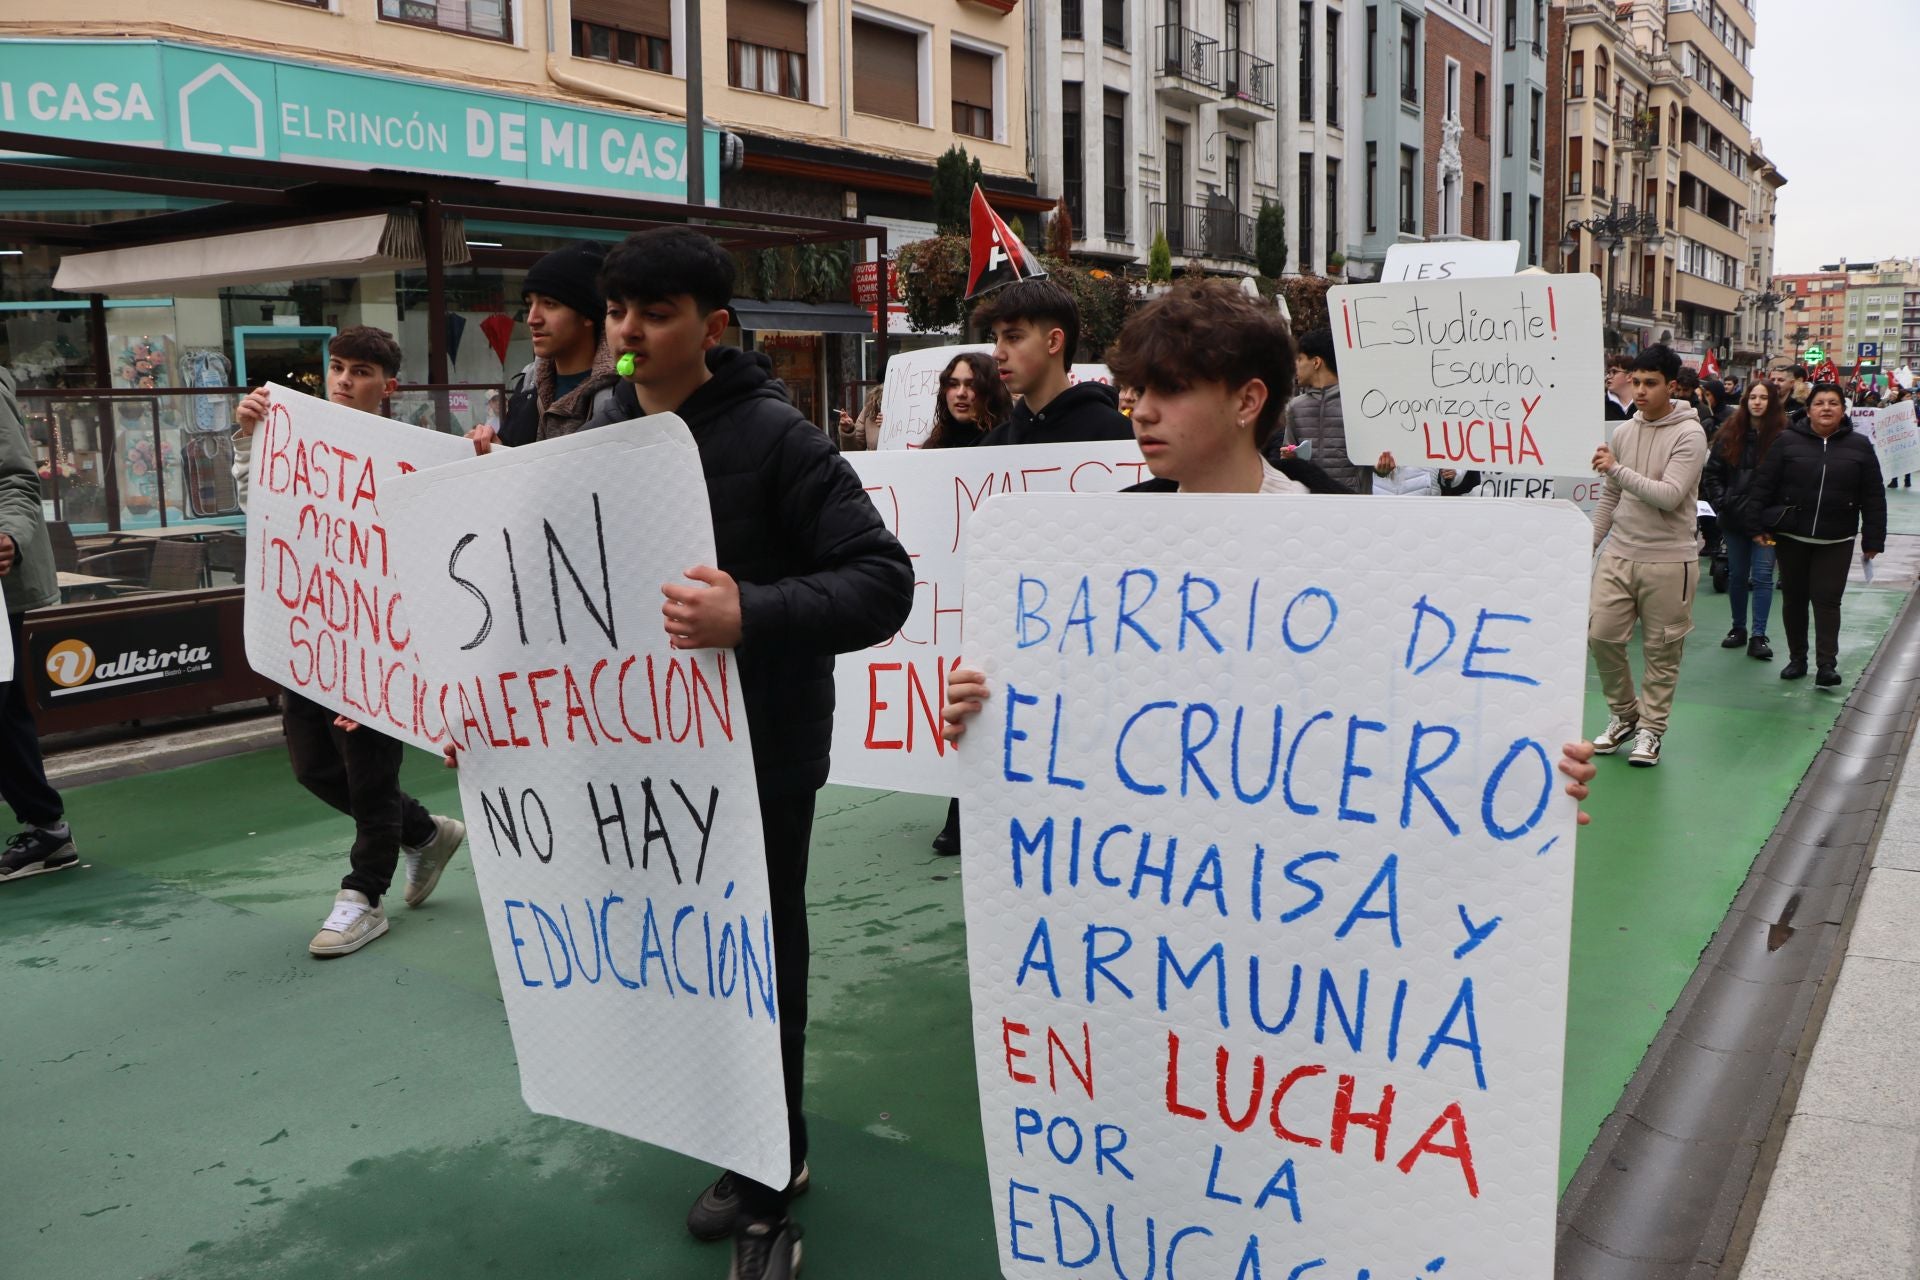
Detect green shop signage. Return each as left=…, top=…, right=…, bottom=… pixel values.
left=0, top=38, right=717, bottom=202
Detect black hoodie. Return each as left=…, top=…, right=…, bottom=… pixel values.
left=589, top=349, right=914, bottom=792
left=1750, top=415, right=1887, bottom=551
left=978, top=380, right=1134, bottom=447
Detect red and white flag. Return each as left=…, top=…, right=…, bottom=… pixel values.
left=1700, top=348, right=1721, bottom=379
left=965, top=185, right=1046, bottom=299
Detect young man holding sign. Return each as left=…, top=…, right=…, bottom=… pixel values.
left=233, top=328, right=467, bottom=956
left=580, top=229, right=914, bottom=1280
left=1588, top=344, right=1706, bottom=767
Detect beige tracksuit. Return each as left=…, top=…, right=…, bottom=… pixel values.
left=1589, top=402, right=1707, bottom=736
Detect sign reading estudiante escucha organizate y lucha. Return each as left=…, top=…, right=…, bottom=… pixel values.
left=0, top=39, right=719, bottom=202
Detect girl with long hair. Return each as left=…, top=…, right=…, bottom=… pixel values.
left=924, top=351, right=1011, bottom=450
left=1702, top=377, right=1789, bottom=659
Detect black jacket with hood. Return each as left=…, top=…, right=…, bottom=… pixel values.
left=588, top=348, right=914, bottom=792
left=1750, top=416, right=1888, bottom=552
left=977, top=380, right=1133, bottom=447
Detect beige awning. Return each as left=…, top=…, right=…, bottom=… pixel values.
left=52, top=211, right=470, bottom=295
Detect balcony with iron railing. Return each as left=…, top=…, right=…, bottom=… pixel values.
left=1612, top=286, right=1655, bottom=319
left=1155, top=24, right=1220, bottom=104
left=1220, top=48, right=1276, bottom=119
left=1150, top=200, right=1254, bottom=264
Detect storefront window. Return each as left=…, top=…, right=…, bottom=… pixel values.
left=755, top=332, right=823, bottom=426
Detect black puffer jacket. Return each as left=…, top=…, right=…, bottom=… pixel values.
left=1701, top=421, right=1782, bottom=536
left=590, top=349, right=914, bottom=792
left=1750, top=417, right=1887, bottom=552
left=978, top=381, right=1133, bottom=447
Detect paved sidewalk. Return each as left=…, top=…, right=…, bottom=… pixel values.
left=1738, top=713, right=1920, bottom=1277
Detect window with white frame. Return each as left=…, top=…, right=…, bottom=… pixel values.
left=851, top=9, right=929, bottom=124
left=950, top=38, right=1004, bottom=142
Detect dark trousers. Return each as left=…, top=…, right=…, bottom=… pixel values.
left=1775, top=537, right=1854, bottom=670
left=0, top=612, right=63, bottom=829
left=281, top=690, right=434, bottom=904
left=733, top=787, right=817, bottom=1221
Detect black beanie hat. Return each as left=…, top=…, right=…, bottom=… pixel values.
left=523, top=241, right=607, bottom=326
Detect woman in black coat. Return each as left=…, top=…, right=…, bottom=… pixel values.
left=1750, top=383, right=1888, bottom=686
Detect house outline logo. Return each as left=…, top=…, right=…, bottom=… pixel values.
left=178, top=63, right=265, bottom=158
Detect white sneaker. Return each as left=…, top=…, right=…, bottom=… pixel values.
left=402, top=815, right=467, bottom=908
left=1592, top=714, right=1639, bottom=754
left=1628, top=728, right=1663, bottom=768
left=309, top=889, right=388, bottom=957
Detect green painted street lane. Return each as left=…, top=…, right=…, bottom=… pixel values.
left=4, top=524, right=1911, bottom=1278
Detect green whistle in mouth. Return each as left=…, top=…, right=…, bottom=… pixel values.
left=616, top=352, right=636, bottom=377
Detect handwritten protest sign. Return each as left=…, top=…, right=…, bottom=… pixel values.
left=959, top=494, right=1587, bottom=1279
left=1471, top=472, right=1605, bottom=513
left=1382, top=239, right=1522, bottom=282
left=1330, top=272, right=1605, bottom=477
left=1857, top=401, right=1920, bottom=479
left=879, top=344, right=1113, bottom=449
left=242, top=386, right=473, bottom=750
left=831, top=440, right=1149, bottom=793
left=378, top=418, right=789, bottom=1186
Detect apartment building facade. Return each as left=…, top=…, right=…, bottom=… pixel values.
left=1032, top=0, right=1281, bottom=276
left=1, top=0, right=1038, bottom=429
left=1284, top=0, right=1363, bottom=276
left=1839, top=259, right=1920, bottom=382
left=1773, top=271, right=1847, bottom=365
left=1546, top=0, right=1682, bottom=356
left=1732, top=141, right=1785, bottom=368
left=1664, top=0, right=1756, bottom=358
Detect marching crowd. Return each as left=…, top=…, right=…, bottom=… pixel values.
left=0, top=230, right=1899, bottom=1280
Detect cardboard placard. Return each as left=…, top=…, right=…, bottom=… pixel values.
left=959, top=494, right=1587, bottom=1279
left=830, top=440, right=1150, bottom=794
left=378, top=417, right=790, bottom=1187
left=242, top=385, right=474, bottom=750
left=879, top=345, right=1113, bottom=449
left=1470, top=472, right=1605, bottom=513
left=1381, top=239, right=1523, bottom=282
left=1329, top=273, right=1606, bottom=477
left=1857, top=401, right=1920, bottom=479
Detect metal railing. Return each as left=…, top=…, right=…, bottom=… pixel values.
left=1612, top=286, right=1655, bottom=318
left=1151, top=201, right=1255, bottom=263
left=1222, top=49, right=1276, bottom=108
left=1156, top=24, right=1220, bottom=89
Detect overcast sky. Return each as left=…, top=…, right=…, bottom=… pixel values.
left=1749, top=0, right=1908, bottom=273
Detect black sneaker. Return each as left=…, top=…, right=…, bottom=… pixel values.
left=1748, top=634, right=1774, bottom=661
left=688, top=1164, right=812, bottom=1242
left=0, top=827, right=77, bottom=881
left=1780, top=659, right=1808, bottom=680
left=729, top=1218, right=802, bottom=1280
left=1721, top=626, right=1748, bottom=648
left=1816, top=667, right=1842, bottom=688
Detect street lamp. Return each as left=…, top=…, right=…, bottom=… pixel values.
left=1744, top=287, right=1783, bottom=368
left=1562, top=199, right=1664, bottom=350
